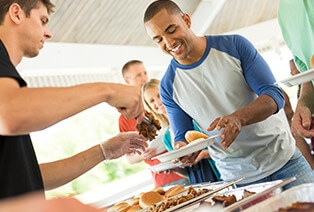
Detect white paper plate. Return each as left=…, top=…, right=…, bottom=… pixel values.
left=152, top=135, right=219, bottom=163
left=277, top=69, right=314, bottom=87
left=150, top=161, right=182, bottom=172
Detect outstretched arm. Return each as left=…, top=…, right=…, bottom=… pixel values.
left=0, top=78, right=144, bottom=135
left=40, top=132, right=147, bottom=190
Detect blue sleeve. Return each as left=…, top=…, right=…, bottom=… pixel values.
left=160, top=72, right=195, bottom=142
left=233, top=35, right=285, bottom=112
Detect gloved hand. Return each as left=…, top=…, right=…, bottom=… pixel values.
left=100, top=132, right=147, bottom=160
left=142, top=148, right=157, bottom=160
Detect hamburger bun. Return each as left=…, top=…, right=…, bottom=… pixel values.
left=311, top=54, right=314, bottom=69
left=185, top=131, right=209, bottom=143
left=152, top=186, right=165, bottom=195
left=107, top=202, right=130, bottom=212
left=126, top=197, right=139, bottom=206
left=126, top=205, right=142, bottom=212
left=139, top=191, right=164, bottom=208
left=164, top=185, right=186, bottom=198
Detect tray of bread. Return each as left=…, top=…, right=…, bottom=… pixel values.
left=241, top=182, right=314, bottom=212
left=152, top=131, right=219, bottom=163
left=196, top=177, right=296, bottom=212
left=106, top=178, right=243, bottom=212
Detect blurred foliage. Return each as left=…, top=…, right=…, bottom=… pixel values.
left=31, top=103, right=146, bottom=199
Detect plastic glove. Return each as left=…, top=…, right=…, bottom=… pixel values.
left=100, top=132, right=147, bottom=160
left=142, top=148, right=157, bottom=160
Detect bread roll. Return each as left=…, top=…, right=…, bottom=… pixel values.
left=164, top=185, right=186, bottom=198
left=126, top=197, right=139, bottom=206
left=185, top=130, right=209, bottom=143
left=311, top=54, right=314, bottom=69
left=139, top=191, right=164, bottom=208
left=152, top=186, right=165, bottom=195
left=107, top=202, right=130, bottom=212
left=126, top=205, right=142, bottom=212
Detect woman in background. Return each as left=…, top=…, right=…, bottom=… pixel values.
left=143, top=79, right=220, bottom=184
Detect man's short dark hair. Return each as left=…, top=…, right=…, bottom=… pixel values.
left=0, top=0, right=55, bottom=25
left=122, top=60, right=143, bottom=78
left=144, top=0, right=183, bottom=23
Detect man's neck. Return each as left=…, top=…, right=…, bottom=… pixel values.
left=179, top=36, right=207, bottom=66
left=0, top=30, right=23, bottom=67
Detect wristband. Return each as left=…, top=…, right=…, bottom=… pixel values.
left=99, top=144, right=109, bottom=164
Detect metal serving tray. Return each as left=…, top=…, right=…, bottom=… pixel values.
left=242, top=182, right=314, bottom=212
left=193, top=177, right=295, bottom=212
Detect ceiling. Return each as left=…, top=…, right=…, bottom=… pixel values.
left=48, top=0, right=280, bottom=46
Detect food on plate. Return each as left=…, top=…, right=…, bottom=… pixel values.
left=164, top=185, right=186, bottom=198
left=108, top=202, right=130, bottom=212
left=185, top=130, right=209, bottom=143
left=242, top=189, right=256, bottom=199
left=212, top=194, right=237, bottom=206
left=126, top=197, right=140, bottom=206
left=139, top=191, right=164, bottom=208
left=278, top=202, right=314, bottom=211
left=126, top=205, right=142, bottom=212
left=152, top=187, right=165, bottom=195
left=147, top=187, right=210, bottom=212
left=136, top=111, right=161, bottom=141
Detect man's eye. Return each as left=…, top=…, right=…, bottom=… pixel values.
left=155, top=38, right=162, bottom=43
left=168, top=27, right=176, bottom=34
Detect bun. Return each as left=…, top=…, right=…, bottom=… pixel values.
left=311, top=54, right=314, bottom=69
left=185, top=131, right=209, bottom=143
left=126, top=197, right=139, bottom=206
left=152, top=186, right=165, bottom=195
left=108, top=202, right=130, bottom=212
left=164, top=185, right=186, bottom=198
left=126, top=205, right=142, bottom=212
left=139, top=191, right=164, bottom=208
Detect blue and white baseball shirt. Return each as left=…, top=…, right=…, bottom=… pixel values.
left=160, top=35, right=295, bottom=184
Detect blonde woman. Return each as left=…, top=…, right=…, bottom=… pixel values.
left=143, top=79, right=220, bottom=184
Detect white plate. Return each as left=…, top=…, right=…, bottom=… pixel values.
left=152, top=135, right=219, bottom=162
left=150, top=161, right=182, bottom=172
left=277, top=69, right=314, bottom=87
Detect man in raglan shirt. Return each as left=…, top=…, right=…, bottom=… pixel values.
left=143, top=0, right=313, bottom=190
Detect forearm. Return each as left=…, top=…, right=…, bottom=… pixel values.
left=126, top=154, right=144, bottom=164
left=298, top=82, right=314, bottom=112
left=231, top=94, right=278, bottom=126
left=0, top=80, right=115, bottom=135
left=40, top=145, right=104, bottom=190
left=173, top=167, right=187, bottom=177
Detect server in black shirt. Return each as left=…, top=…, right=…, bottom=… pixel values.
left=0, top=0, right=147, bottom=205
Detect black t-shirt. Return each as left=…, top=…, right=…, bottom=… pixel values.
left=0, top=40, right=44, bottom=199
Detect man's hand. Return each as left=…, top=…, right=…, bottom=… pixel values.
left=291, top=103, right=314, bottom=138
left=142, top=148, right=157, bottom=160
left=207, top=115, right=242, bottom=149
left=101, top=132, right=147, bottom=160
left=173, top=141, right=201, bottom=167
left=106, top=83, right=145, bottom=120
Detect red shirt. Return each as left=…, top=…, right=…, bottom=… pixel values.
left=118, top=115, right=184, bottom=187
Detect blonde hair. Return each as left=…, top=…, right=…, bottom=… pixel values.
left=143, top=79, right=169, bottom=127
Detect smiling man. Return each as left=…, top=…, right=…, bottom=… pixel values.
left=143, top=0, right=313, bottom=189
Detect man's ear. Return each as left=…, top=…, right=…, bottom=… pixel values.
left=8, top=3, right=24, bottom=24
left=182, top=13, right=191, bottom=28
left=124, top=77, right=130, bottom=85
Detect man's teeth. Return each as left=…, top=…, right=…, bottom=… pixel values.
left=171, top=44, right=181, bottom=52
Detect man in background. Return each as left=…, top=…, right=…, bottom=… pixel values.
left=119, top=60, right=188, bottom=187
